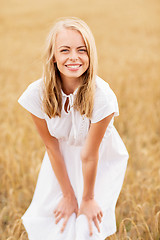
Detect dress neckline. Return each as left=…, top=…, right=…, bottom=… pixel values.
left=61, top=87, right=79, bottom=98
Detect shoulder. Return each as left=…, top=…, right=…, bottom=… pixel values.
left=91, top=76, right=119, bottom=123
left=18, top=78, right=45, bottom=119
left=27, top=78, right=43, bottom=92
left=24, top=78, right=44, bottom=100
left=94, top=75, right=117, bottom=102
left=95, top=75, right=109, bottom=91
left=18, top=78, right=44, bottom=105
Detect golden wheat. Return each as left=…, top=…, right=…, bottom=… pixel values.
left=0, top=0, right=160, bottom=239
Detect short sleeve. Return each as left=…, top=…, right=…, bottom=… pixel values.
left=18, top=79, right=45, bottom=119
left=91, top=79, right=119, bottom=123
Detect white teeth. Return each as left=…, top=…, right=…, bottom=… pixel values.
left=66, top=65, right=81, bottom=69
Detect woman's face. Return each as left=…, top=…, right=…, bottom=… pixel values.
left=54, top=28, right=89, bottom=83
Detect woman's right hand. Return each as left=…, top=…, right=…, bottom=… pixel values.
left=53, top=193, right=78, bottom=233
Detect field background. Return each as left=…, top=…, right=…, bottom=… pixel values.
left=0, top=0, right=160, bottom=239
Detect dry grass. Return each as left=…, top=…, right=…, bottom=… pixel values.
left=0, top=0, right=160, bottom=239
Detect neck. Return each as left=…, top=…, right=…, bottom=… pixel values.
left=60, top=75, right=81, bottom=95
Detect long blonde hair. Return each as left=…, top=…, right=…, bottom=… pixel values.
left=42, top=17, right=98, bottom=118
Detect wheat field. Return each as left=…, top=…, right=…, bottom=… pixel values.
left=0, top=0, right=160, bottom=239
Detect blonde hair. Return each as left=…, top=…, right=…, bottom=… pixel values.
left=42, top=17, right=98, bottom=118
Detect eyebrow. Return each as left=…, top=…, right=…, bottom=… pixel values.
left=77, top=46, right=87, bottom=49
left=58, top=45, right=87, bottom=49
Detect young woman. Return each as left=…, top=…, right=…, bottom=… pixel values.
left=18, top=17, right=129, bottom=240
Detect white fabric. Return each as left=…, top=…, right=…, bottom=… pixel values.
left=91, top=77, right=119, bottom=123
left=18, top=75, right=129, bottom=240
left=18, top=79, right=45, bottom=119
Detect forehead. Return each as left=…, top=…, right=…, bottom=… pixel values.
left=55, top=28, right=86, bottom=47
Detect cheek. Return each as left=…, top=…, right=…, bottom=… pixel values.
left=56, top=62, right=65, bottom=73
left=54, top=51, right=65, bottom=62
left=54, top=53, right=66, bottom=72
left=58, top=56, right=68, bottom=65
left=84, top=56, right=89, bottom=67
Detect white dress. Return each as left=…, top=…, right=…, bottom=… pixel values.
left=18, top=75, right=129, bottom=240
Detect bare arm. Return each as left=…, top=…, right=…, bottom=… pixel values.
left=30, top=113, right=74, bottom=197
left=81, top=113, right=114, bottom=200
left=79, top=113, right=114, bottom=235
left=30, top=113, right=78, bottom=232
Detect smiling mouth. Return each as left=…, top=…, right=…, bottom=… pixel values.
left=65, top=64, right=82, bottom=69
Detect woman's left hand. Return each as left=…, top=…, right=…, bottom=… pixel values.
left=77, top=198, right=103, bottom=236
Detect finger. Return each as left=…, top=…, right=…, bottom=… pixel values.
left=101, top=210, right=103, bottom=217
left=55, top=213, right=63, bottom=224
left=93, top=217, right=100, bottom=233
left=99, top=210, right=103, bottom=217
left=88, top=219, right=93, bottom=236
left=97, top=213, right=102, bottom=223
left=54, top=211, right=61, bottom=217
left=60, top=216, right=68, bottom=233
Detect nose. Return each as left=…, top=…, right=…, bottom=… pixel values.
left=69, top=50, right=78, bottom=61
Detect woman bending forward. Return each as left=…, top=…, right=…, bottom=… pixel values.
left=18, top=17, right=129, bottom=240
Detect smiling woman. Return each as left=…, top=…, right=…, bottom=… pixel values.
left=54, top=28, right=89, bottom=93
left=42, top=17, right=97, bottom=119
left=18, top=17, right=129, bottom=240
